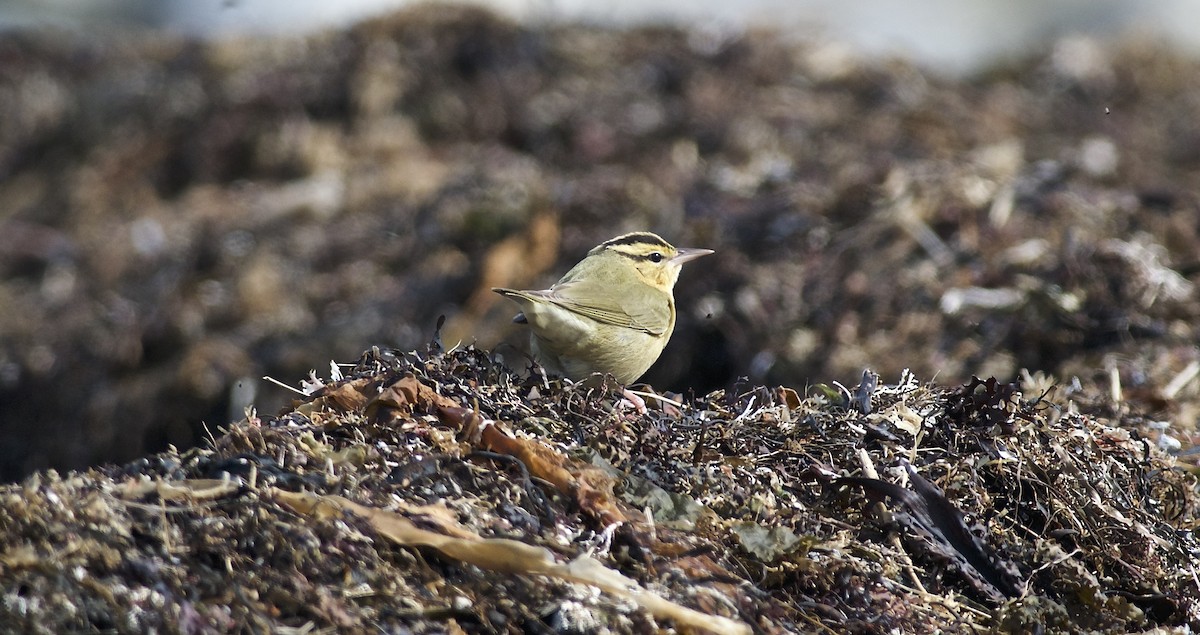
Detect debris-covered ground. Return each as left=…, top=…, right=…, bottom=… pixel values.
left=2, top=7, right=1200, bottom=632
left=1, top=347, right=1197, bottom=633
left=2, top=6, right=1200, bottom=481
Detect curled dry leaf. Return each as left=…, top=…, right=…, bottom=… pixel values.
left=274, top=489, right=751, bottom=635
left=118, top=478, right=241, bottom=502
left=437, top=405, right=629, bottom=529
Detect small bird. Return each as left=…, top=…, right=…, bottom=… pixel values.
left=493, top=232, right=713, bottom=384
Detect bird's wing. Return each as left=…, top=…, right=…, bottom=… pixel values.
left=546, top=279, right=672, bottom=336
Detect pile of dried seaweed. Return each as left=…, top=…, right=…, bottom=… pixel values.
left=2, top=346, right=1196, bottom=633
left=5, top=6, right=1200, bottom=483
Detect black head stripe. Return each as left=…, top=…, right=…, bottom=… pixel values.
left=601, top=232, right=672, bottom=250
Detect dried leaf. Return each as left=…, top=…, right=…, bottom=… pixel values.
left=869, top=401, right=924, bottom=437
left=366, top=374, right=457, bottom=422
left=436, top=405, right=632, bottom=529
left=274, top=490, right=750, bottom=634
left=118, top=478, right=240, bottom=502
left=777, top=386, right=802, bottom=410
left=317, top=379, right=374, bottom=413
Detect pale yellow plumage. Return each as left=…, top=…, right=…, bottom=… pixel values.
left=494, top=232, right=712, bottom=384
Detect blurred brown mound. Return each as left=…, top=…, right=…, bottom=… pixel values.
left=0, top=347, right=1196, bottom=632
left=1, top=5, right=1199, bottom=480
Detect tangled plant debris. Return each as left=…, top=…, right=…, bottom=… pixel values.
left=2, top=7, right=1200, bottom=482
left=1, top=6, right=1199, bottom=632
left=1, top=346, right=1197, bottom=633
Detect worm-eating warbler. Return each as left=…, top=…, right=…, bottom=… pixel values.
left=493, top=232, right=713, bottom=384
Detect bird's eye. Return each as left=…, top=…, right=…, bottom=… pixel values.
left=648, top=252, right=664, bottom=263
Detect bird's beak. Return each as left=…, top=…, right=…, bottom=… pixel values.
left=671, top=247, right=714, bottom=264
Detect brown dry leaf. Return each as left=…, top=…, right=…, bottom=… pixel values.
left=296, top=377, right=376, bottom=424
left=317, top=379, right=375, bottom=413
left=571, top=466, right=629, bottom=530
left=389, top=498, right=485, bottom=541
left=476, top=420, right=575, bottom=489
left=435, top=405, right=482, bottom=438
left=274, top=488, right=341, bottom=520
left=556, top=556, right=750, bottom=635
left=118, top=478, right=240, bottom=502
left=777, top=387, right=802, bottom=410
left=870, top=401, right=924, bottom=437
left=334, top=495, right=555, bottom=574
left=326, top=444, right=371, bottom=467
left=273, top=489, right=750, bottom=635
left=366, top=374, right=457, bottom=422
left=441, top=406, right=630, bottom=528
